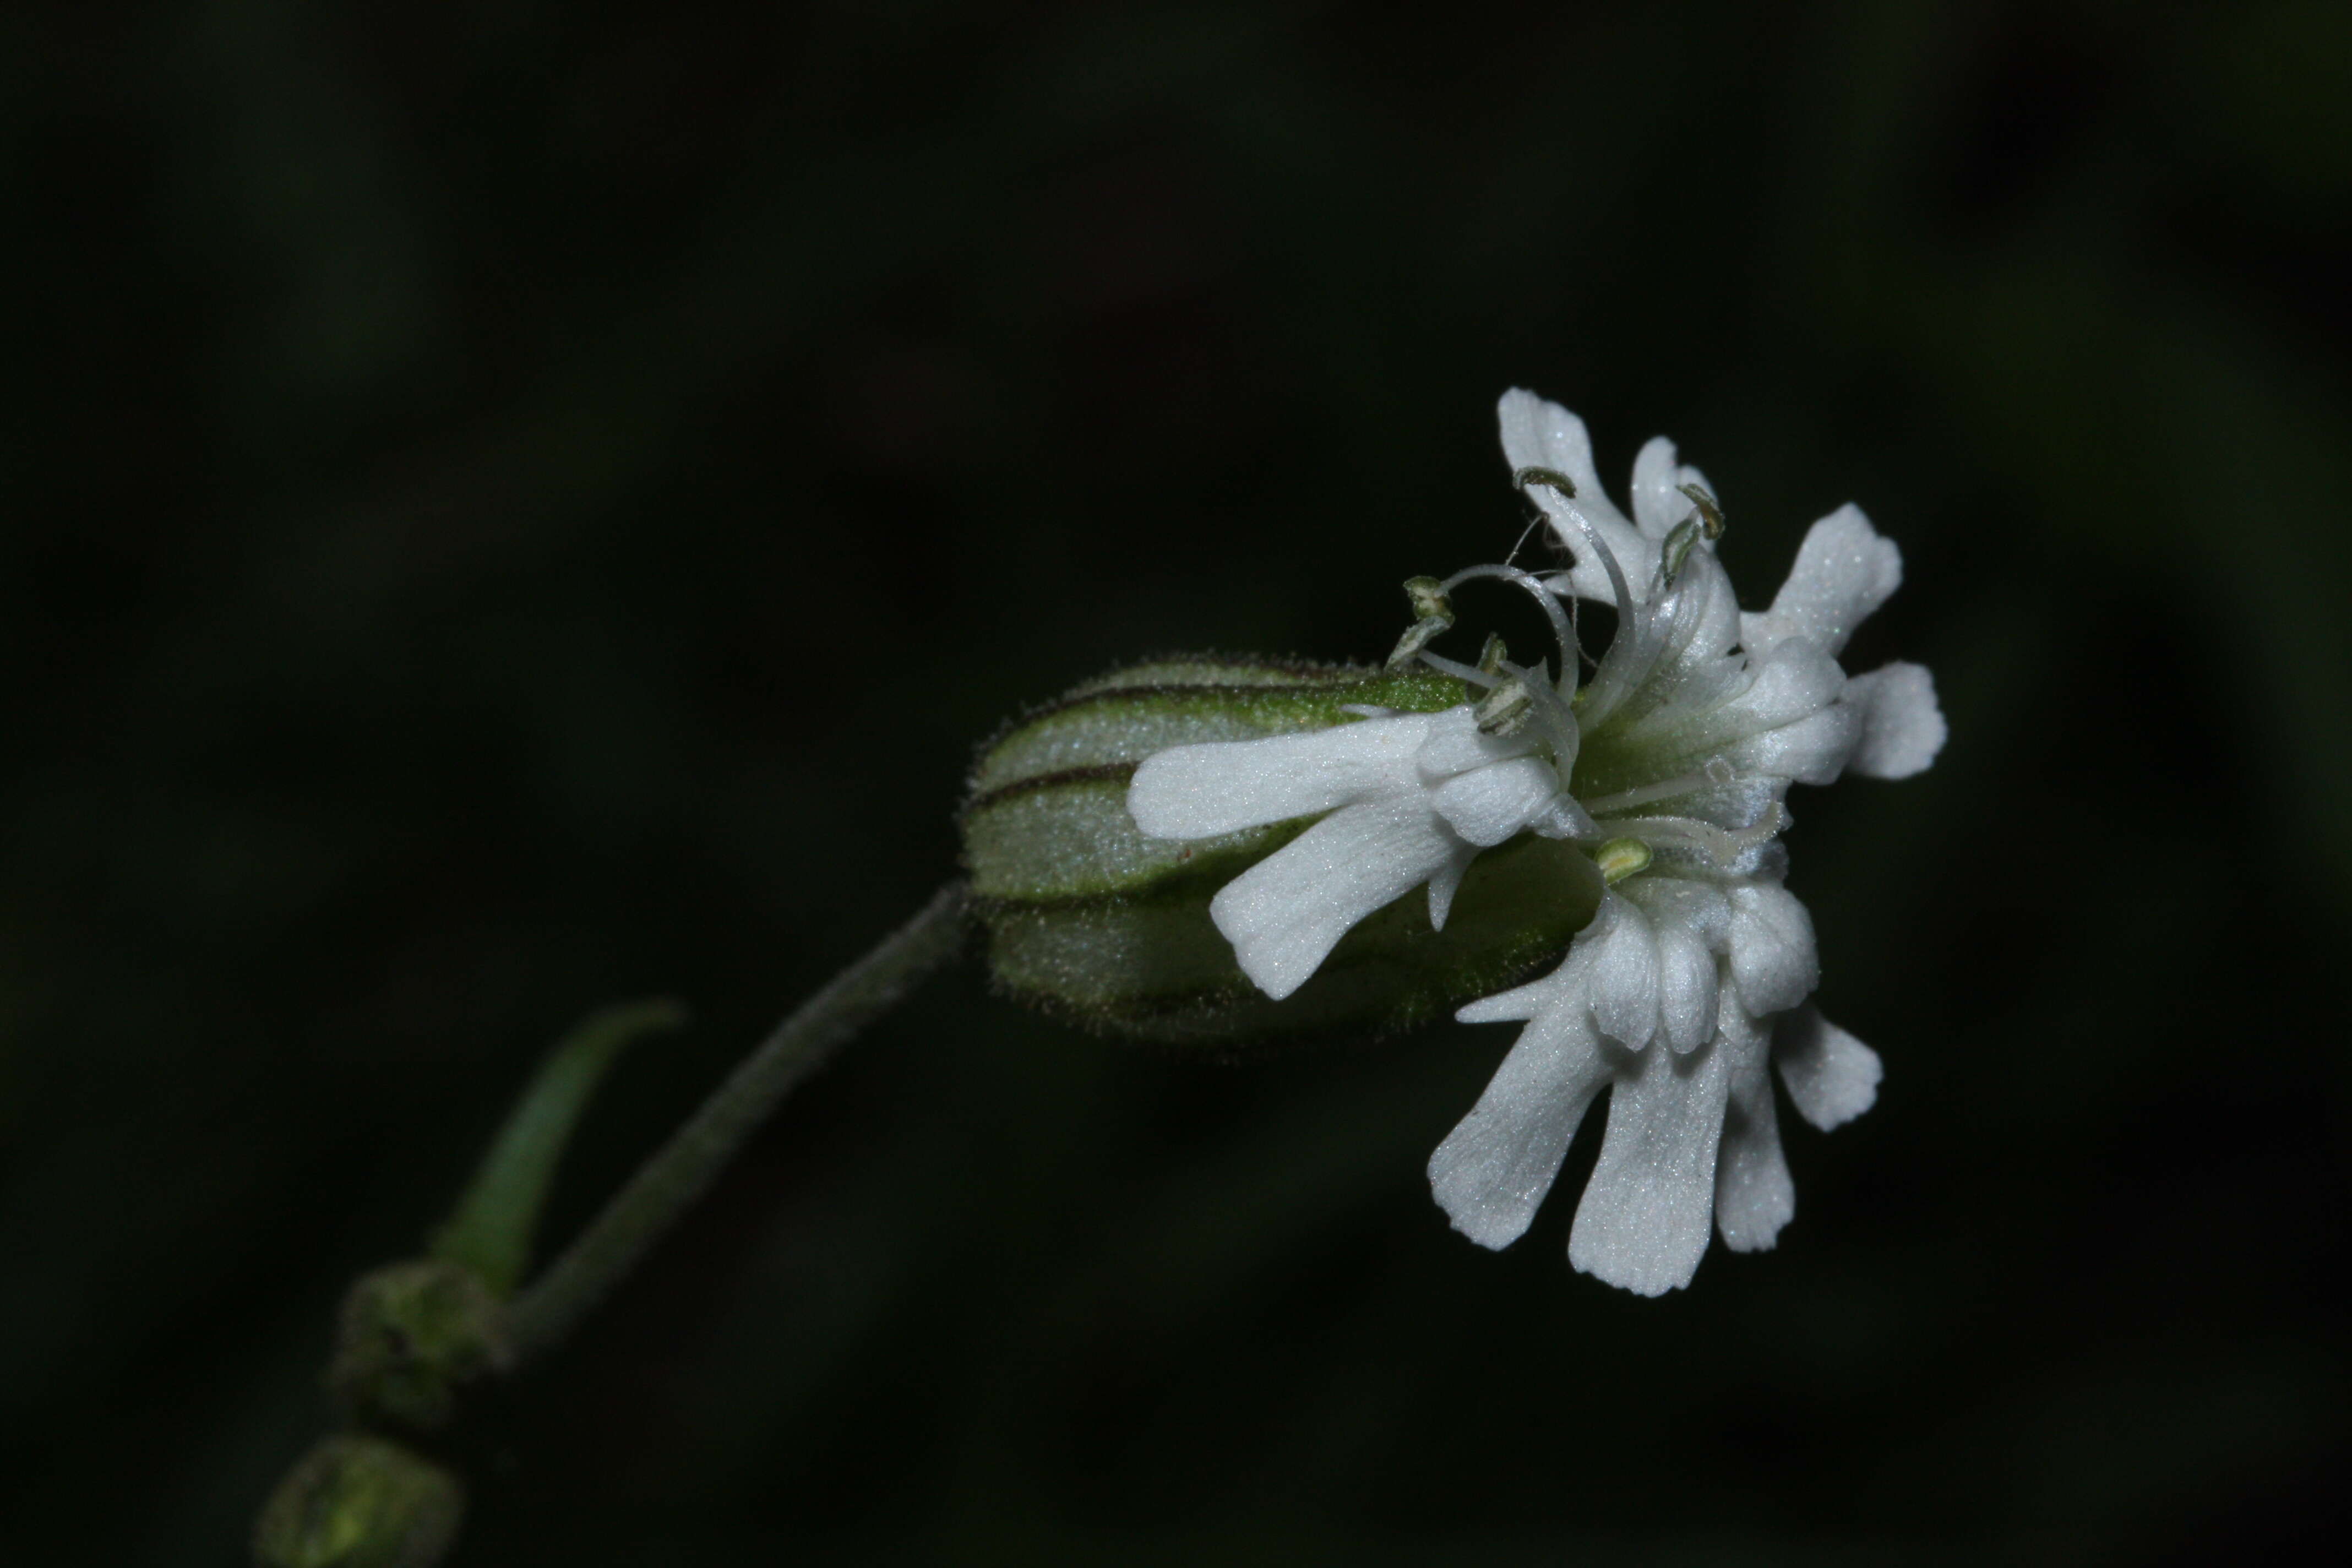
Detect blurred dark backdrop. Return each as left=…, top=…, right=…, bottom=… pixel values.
left=6, top=2, right=2349, bottom=1561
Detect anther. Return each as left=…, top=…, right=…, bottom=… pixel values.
left=1677, top=482, right=1725, bottom=539
left=1514, top=466, right=1578, bottom=499
left=1386, top=576, right=1456, bottom=670
left=1595, top=838, right=1653, bottom=885
left=1474, top=672, right=1536, bottom=737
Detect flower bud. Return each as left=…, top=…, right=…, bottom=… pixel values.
left=328, top=1260, right=510, bottom=1433
left=252, top=1435, right=462, bottom=1568
left=963, top=656, right=1604, bottom=1043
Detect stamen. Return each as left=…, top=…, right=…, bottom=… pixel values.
left=1578, top=758, right=1741, bottom=816
left=1513, top=468, right=1668, bottom=727
left=1549, top=509, right=1654, bottom=723
left=1597, top=802, right=1785, bottom=869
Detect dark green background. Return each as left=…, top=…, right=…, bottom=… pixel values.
left=6, top=2, right=2348, bottom=1561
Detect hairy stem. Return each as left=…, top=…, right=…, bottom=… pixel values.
left=504, top=881, right=968, bottom=1364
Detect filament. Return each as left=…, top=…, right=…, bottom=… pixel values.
left=1439, top=562, right=1580, bottom=694
left=1597, top=801, right=1784, bottom=869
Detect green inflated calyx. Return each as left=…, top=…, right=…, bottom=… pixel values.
left=963, top=654, right=1603, bottom=1043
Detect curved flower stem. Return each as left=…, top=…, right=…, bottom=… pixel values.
left=504, top=881, right=968, bottom=1365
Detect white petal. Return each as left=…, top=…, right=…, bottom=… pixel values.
left=1583, top=894, right=1660, bottom=1050
left=1718, top=701, right=1861, bottom=787
left=1531, top=792, right=1600, bottom=840
left=1584, top=549, right=1746, bottom=741
left=1496, top=390, right=1653, bottom=603
left=1425, top=841, right=1478, bottom=930
left=1621, top=877, right=1728, bottom=1053
left=1456, top=976, right=1553, bottom=1026
left=1208, top=797, right=1460, bottom=999
left=1841, top=661, right=1946, bottom=780
left=1480, top=894, right=1662, bottom=1047
left=1722, top=638, right=1848, bottom=733
left=1127, top=712, right=1435, bottom=840
left=1567, top=1035, right=1732, bottom=1296
left=1430, top=756, right=1561, bottom=847
left=1725, top=836, right=1789, bottom=885
left=1727, top=881, right=1819, bottom=1016
left=1653, top=929, right=1717, bottom=1052
left=1628, top=435, right=1716, bottom=542
left=1498, top=389, right=1609, bottom=513
left=1741, top=503, right=1902, bottom=658
left=1622, top=874, right=1731, bottom=944
left=1610, top=636, right=1844, bottom=764
left=1773, top=1006, right=1882, bottom=1130
left=1414, top=704, right=1550, bottom=782
left=1713, top=1009, right=1794, bottom=1252
left=1429, top=1005, right=1612, bottom=1250
left=1556, top=524, right=1662, bottom=607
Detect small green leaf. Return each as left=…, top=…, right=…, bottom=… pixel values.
left=428, top=999, right=685, bottom=1295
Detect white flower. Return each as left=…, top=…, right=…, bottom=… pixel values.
left=1126, top=389, right=1943, bottom=1295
